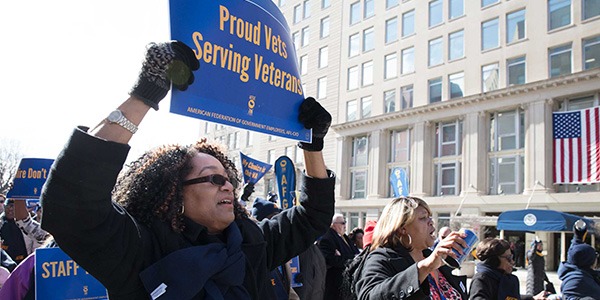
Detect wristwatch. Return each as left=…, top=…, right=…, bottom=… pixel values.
left=107, top=109, right=138, bottom=134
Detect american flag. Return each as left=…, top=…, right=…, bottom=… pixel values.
left=553, top=106, right=600, bottom=184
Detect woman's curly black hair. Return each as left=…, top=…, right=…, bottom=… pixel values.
left=113, top=138, right=248, bottom=233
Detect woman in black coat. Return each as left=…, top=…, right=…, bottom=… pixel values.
left=526, top=239, right=547, bottom=295
left=354, top=197, right=468, bottom=299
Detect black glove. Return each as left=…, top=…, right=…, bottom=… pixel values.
left=241, top=182, right=255, bottom=202
left=130, top=41, right=200, bottom=110
left=298, top=97, right=332, bottom=152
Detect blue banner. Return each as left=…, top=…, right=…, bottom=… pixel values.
left=390, top=167, right=409, bottom=197
left=169, top=0, right=311, bottom=142
left=240, top=152, right=272, bottom=184
left=273, top=155, right=301, bottom=287
left=6, top=158, right=54, bottom=199
left=35, top=248, right=108, bottom=300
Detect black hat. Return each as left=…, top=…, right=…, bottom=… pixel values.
left=251, top=197, right=281, bottom=221
left=568, top=243, right=596, bottom=268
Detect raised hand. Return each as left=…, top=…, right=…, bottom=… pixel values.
left=298, top=97, right=332, bottom=152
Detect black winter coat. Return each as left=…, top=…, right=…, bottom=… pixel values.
left=41, top=127, right=335, bottom=300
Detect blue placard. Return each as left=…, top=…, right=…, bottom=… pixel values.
left=274, top=156, right=295, bottom=210
left=240, top=152, right=272, bottom=184
left=390, top=167, right=409, bottom=197
left=35, top=248, right=108, bottom=300
left=6, top=158, right=54, bottom=199
left=169, top=0, right=311, bottom=142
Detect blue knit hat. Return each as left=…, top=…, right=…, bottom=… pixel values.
left=568, top=243, right=596, bottom=268
left=251, top=197, right=281, bottom=221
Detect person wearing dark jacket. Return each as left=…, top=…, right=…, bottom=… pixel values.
left=319, top=213, right=359, bottom=300
left=557, top=242, right=600, bottom=299
left=40, top=41, right=335, bottom=300
left=354, top=197, right=468, bottom=300
left=469, top=238, right=547, bottom=300
left=526, top=239, right=547, bottom=295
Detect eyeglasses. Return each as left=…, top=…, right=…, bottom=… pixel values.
left=499, top=254, right=514, bottom=261
left=335, top=221, right=346, bottom=225
left=183, top=174, right=238, bottom=189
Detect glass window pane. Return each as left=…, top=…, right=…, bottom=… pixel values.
left=402, top=47, right=415, bottom=74
left=549, top=44, right=572, bottom=77
left=349, top=34, right=360, bottom=57
left=549, top=0, right=571, bottom=30
left=350, top=2, right=361, bottom=25
left=317, top=77, right=327, bottom=99
left=322, top=0, right=330, bottom=9
left=482, top=63, right=499, bottom=92
left=449, top=72, right=464, bottom=99
left=482, top=0, right=499, bottom=7
left=482, top=18, right=499, bottom=50
left=449, top=0, right=464, bottom=19
left=507, top=9, right=526, bottom=44
left=429, top=0, right=443, bottom=27
left=361, top=96, right=372, bottom=118
left=303, top=0, right=311, bottom=18
left=320, top=17, right=330, bottom=38
left=294, top=5, right=302, bottom=23
left=429, top=78, right=442, bottom=103
left=362, top=61, right=373, bottom=86
left=401, top=85, right=413, bottom=109
left=301, top=27, right=309, bottom=46
left=347, top=100, right=357, bottom=121
left=403, top=10, right=415, bottom=37
left=363, top=27, right=375, bottom=52
left=449, top=30, right=464, bottom=60
left=583, top=0, right=600, bottom=20
left=385, top=53, right=397, bottom=79
left=300, top=55, right=308, bottom=75
left=583, top=36, right=600, bottom=70
left=387, top=0, right=399, bottom=9
left=348, top=66, right=359, bottom=90
left=391, top=129, right=409, bottom=162
left=353, top=136, right=369, bottom=166
left=319, top=46, right=328, bottom=68
left=351, top=171, right=367, bottom=198
left=386, top=17, right=398, bottom=44
left=384, top=89, right=396, bottom=113
left=429, top=37, right=443, bottom=66
left=364, top=0, right=374, bottom=18
left=507, top=56, right=526, bottom=85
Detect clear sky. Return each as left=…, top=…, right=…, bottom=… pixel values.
left=0, top=0, right=204, bottom=162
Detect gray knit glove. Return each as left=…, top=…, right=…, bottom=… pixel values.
left=130, top=41, right=199, bottom=110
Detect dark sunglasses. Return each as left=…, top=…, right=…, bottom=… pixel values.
left=182, top=174, right=238, bottom=189
left=499, top=254, right=514, bottom=261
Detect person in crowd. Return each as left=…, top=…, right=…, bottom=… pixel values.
left=319, top=213, right=359, bottom=300
left=40, top=40, right=334, bottom=299
left=0, top=200, right=29, bottom=264
left=514, top=238, right=525, bottom=268
left=0, top=194, right=6, bottom=214
left=293, top=240, right=326, bottom=300
left=239, top=182, right=255, bottom=208
left=527, top=238, right=548, bottom=296
left=349, top=227, right=364, bottom=251
left=557, top=222, right=600, bottom=300
left=362, top=220, right=377, bottom=250
left=251, top=197, right=299, bottom=300
left=354, top=197, right=469, bottom=299
left=14, top=199, right=48, bottom=251
left=469, top=237, right=548, bottom=300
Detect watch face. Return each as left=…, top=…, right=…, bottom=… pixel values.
left=107, top=110, right=122, bottom=122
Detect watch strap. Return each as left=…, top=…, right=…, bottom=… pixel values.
left=107, top=110, right=138, bottom=134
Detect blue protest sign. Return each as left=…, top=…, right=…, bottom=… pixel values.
left=240, top=152, right=272, bottom=184
left=390, top=167, right=409, bottom=197
left=169, top=0, right=311, bottom=142
left=6, top=158, right=54, bottom=199
left=35, top=248, right=108, bottom=300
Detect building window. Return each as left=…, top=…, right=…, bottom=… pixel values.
left=435, top=162, right=461, bottom=196
left=319, top=46, right=328, bottom=68
left=301, top=27, right=310, bottom=47
left=266, top=177, right=276, bottom=195
left=349, top=33, right=360, bottom=57
left=385, top=53, right=398, bottom=79
left=363, top=27, right=375, bottom=52
left=267, top=149, right=275, bottom=164
left=278, top=0, right=286, bottom=8
left=303, top=0, right=311, bottom=19
left=384, top=89, right=396, bottom=113
left=583, top=0, right=600, bottom=20
left=506, top=9, right=526, bottom=44
left=351, top=136, right=369, bottom=199
left=429, top=0, right=443, bottom=27
left=364, top=0, right=375, bottom=19
left=489, top=109, right=525, bottom=195
left=583, top=35, right=600, bottom=70
left=507, top=56, right=526, bottom=85
left=449, top=0, right=464, bottom=19
left=294, top=5, right=302, bottom=23
left=285, top=146, right=295, bottom=161
left=482, top=18, right=499, bottom=51
left=401, top=85, right=413, bottom=109
left=429, top=77, right=442, bottom=103
left=320, top=17, right=330, bottom=38
left=449, top=30, right=464, bottom=61
left=361, top=96, right=372, bottom=118
left=482, top=63, right=499, bottom=92
left=549, top=44, right=572, bottom=77
left=269, top=134, right=277, bottom=142
left=548, top=0, right=571, bottom=30
left=386, top=17, right=398, bottom=44
left=429, top=37, right=444, bottom=67
left=347, top=100, right=357, bottom=121
left=449, top=72, right=464, bottom=99
left=322, top=0, right=330, bottom=9
left=387, top=0, right=399, bottom=9
left=402, top=47, right=415, bottom=74
left=227, top=132, right=239, bottom=150
left=293, top=31, right=300, bottom=50
left=362, top=61, right=373, bottom=86
left=482, top=0, right=499, bottom=7
left=317, top=77, right=327, bottom=99
left=436, top=120, right=462, bottom=157
left=402, top=10, right=415, bottom=37
left=299, top=55, right=308, bottom=75
left=246, top=131, right=253, bottom=147
left=388, top=129, right=410, bottom=197
left=348, top=66, right=359, bottom=90
left=350, top=1, right=361, bottom=25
